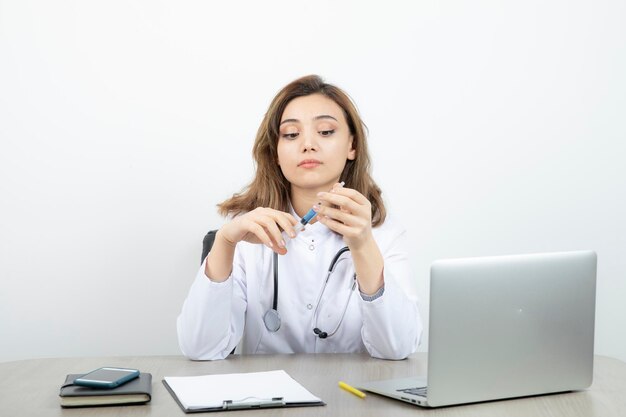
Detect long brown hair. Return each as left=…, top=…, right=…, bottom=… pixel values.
left=218, top=75, right=386, bottom=227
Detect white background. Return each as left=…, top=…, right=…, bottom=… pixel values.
left=1, top=1, right=625, bottom=363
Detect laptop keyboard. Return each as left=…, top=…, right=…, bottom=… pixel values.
left=398, top=386, right=428, bottom=397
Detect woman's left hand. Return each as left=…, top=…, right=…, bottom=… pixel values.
left=314, top=183, right=373, bottom=250
left=316, top=183, right=385, bottom=295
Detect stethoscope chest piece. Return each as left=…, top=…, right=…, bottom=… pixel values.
left=263, top=308, right=281, bottom=332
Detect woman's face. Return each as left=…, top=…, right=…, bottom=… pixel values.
left=277, top=93, right=356, bottom=192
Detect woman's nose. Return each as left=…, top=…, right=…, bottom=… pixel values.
left=301, top=129, right=318, bottom=152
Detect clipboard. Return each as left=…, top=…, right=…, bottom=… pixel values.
left=162, top=370, right=325, bottom=413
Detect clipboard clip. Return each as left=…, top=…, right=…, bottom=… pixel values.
left=222, top=397, right=286, bottom=410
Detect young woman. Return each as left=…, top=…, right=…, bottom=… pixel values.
left=178, top=75, right=422, bottom=360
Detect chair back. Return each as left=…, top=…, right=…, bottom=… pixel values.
left=201, top=230, right=218, bottom=264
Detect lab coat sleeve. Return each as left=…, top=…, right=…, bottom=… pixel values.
left=359, top=227, right=423, bottom=360
left=177, top=249, right=247, bottom=360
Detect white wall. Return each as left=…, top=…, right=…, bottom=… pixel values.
left=1, top=1, right=625, bottom=362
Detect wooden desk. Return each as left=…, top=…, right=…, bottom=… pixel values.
left=1, top=353, right=625, bottom=416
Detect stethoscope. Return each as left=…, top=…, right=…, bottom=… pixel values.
left=262, top=246, right=357, bottom=339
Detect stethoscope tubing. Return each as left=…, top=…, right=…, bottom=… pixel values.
left=263, top=246, right=353, bottom=336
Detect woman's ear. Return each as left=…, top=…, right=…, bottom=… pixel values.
left=347, top=136, right=356, bottom=160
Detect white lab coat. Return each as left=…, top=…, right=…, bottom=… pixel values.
left=177, top=212, right=422, bottom=360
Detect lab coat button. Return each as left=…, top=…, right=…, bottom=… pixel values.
left=306, top=304, right=313, bottom=310
left=309, top=244, right=315, bottom=251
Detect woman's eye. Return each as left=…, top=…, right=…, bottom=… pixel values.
left=281, top=132, right=299, bottom=139
left=319, top=129, right=335, bottom=137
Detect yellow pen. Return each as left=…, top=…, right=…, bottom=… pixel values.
left=338, top=381, right=367, bottom=399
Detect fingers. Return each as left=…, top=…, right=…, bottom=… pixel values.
left=317, top=214, right=353, bottom=236
left=274, top=212, right=299, bottom=239
left=317, top=193, right=360, bottom=214
left=256, top=216, right=287, bottom=248
left=316, top=184, right=371, bottom=219
left=328, top=183, right=370, bottom=205
left=315, top=184, right=373, bottom=246
left=243, top=208, right=298, bottom=254
left=245, top=222, right=276, bottom=249
left=314, top=204, right=367, bottom=228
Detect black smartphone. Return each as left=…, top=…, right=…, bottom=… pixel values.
left=73, top=367, right=140, bottom=389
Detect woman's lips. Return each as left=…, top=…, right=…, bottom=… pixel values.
left=298, top=159, right=322, bottom=168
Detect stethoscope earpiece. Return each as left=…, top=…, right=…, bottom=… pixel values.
left=313, top=328, right=328, bottom=339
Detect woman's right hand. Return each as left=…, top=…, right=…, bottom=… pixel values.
left=219, top=208, right=299, bottom=255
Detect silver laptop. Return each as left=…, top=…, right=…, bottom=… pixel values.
left=358, top=250, right=597, bottom=408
